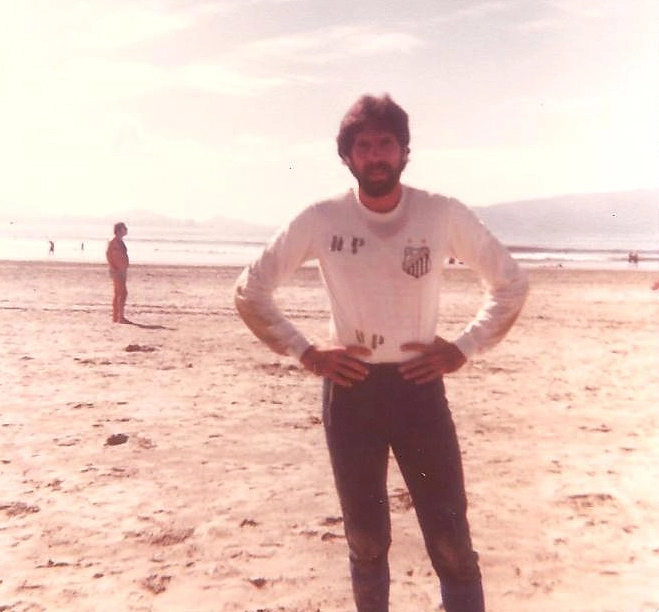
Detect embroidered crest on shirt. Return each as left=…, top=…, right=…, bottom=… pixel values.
left=402, top=242, right=431, bottom=278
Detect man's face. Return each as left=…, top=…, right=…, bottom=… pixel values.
left=345, top=129, right=408, bottom=198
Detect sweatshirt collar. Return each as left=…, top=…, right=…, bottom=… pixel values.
left=353, top=185, right=408, bottom=224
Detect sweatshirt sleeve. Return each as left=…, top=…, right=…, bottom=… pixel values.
left=446, top=200, right=529, bottom=359
left=234, top=208, right=316, bottom=359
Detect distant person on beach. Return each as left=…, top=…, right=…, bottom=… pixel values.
left=48, top=240, right=54, bottom=256
left=106, top=222, right=130, bottom=324
left=234, top=94, right=528, bottom=612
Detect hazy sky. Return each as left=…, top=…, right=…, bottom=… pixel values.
left=1, top=0, right=657, bottom=224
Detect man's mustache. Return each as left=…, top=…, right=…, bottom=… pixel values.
left=365, top=163, right=394, bottom=173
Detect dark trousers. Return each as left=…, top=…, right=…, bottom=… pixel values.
left=322, top=365, right=485, bottom=612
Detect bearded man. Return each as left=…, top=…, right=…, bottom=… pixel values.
left=234, top=93, right=528, bottom=612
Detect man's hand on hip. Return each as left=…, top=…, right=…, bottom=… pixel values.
left=398, top=336, right=466, bottom=383
left=300, top=345, right=372, bottom=387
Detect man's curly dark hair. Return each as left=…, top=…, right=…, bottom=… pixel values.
left=336, top=94, right=410, bottom=160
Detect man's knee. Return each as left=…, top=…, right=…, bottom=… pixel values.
left=431, top=545, right=481, bottom=583
left=347, top=529, right=391, bottom=565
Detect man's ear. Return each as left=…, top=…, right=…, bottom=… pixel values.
left=398, top=147, right=410, bottom=172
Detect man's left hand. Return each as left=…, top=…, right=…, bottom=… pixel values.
left=398, top=336, right=466, bottom=383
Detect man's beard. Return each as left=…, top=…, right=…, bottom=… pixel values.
left=349, top=160, right=406, bottom=198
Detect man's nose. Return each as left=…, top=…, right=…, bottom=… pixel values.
left=365, top=144, right=384, bottom=161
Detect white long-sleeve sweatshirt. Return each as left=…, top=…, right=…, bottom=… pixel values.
left=234, top=186, right=528, bottom=363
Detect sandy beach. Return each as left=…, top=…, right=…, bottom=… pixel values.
left=1, top=260, right=658, bottom=612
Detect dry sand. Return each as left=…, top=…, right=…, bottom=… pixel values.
left=1, top=260, right=658, bottom=612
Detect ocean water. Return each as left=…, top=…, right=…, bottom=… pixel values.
left=0, top=218, right=657, bottom=270
left=0, top=220, right=270, bottom=268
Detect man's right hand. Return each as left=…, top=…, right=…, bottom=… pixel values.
left=300, top=345, right=372, bottom=387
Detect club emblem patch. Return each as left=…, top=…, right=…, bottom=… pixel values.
left=402, top=246, right=431, bottom=278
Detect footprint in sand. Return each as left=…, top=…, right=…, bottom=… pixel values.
left=389, top=487, right=414, bottom=512
left=0, top=501, right=40, bottom=517
left=141, top=573, right=171, bottom=594
left=125, top=344, right=157, bottom=353
left=565, top=493, right=616, bottom=512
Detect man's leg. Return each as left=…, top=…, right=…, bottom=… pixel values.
left=111, top=278, right=121, bottom=322
left=118, top=282, right=128, bottom=322
left=323, top=378, right=392, bottom=612
left=391, top=378, right=485, bottom=612
left=112, top=276, right=128, bottom=323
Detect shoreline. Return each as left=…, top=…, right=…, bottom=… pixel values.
left=1, top=256, right=658, bottom=273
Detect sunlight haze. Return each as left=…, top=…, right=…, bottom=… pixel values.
left=1, top=0, right=657, bottom=225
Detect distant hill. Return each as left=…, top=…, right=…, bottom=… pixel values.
left=202, top=189, right=659, bottom=246
left=2, top=189, right=657, bottom=250
left=473, top=189, right=659, bottom=249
